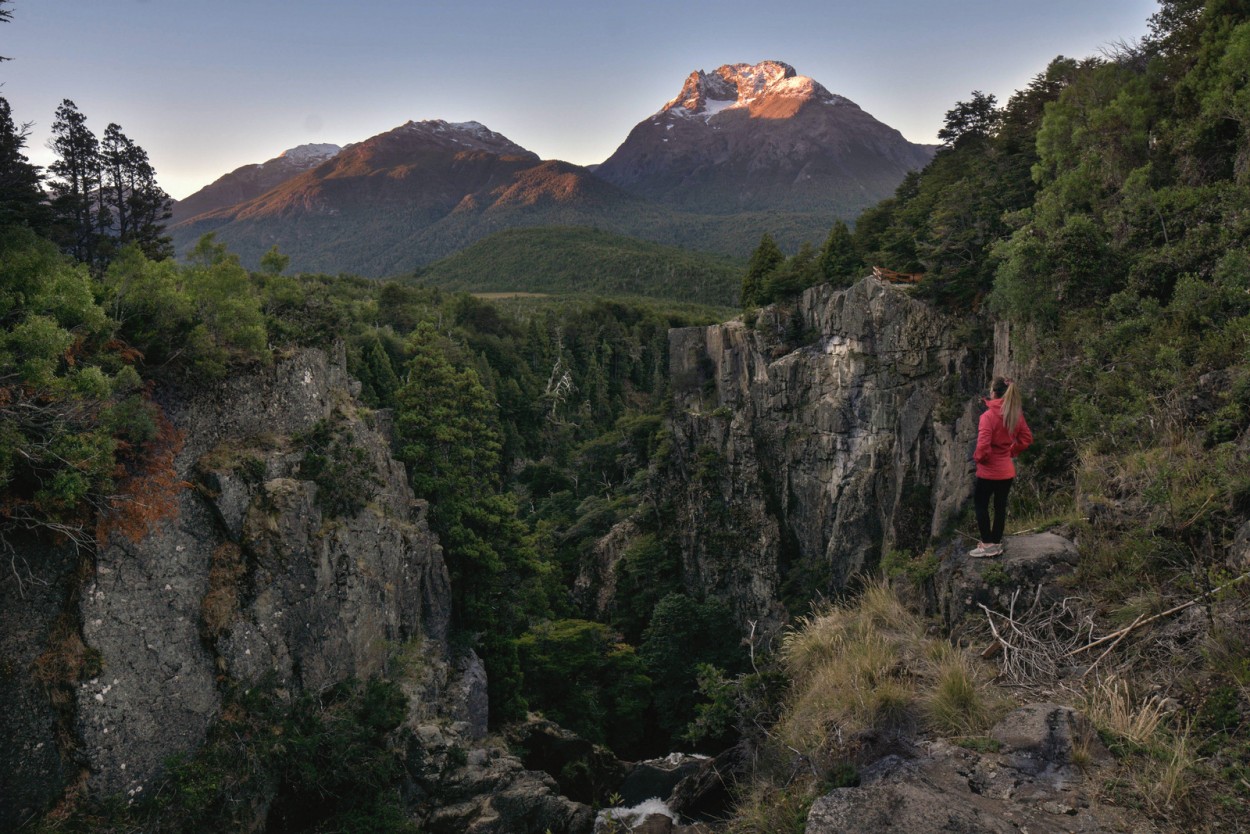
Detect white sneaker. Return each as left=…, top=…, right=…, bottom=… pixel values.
left=969, top=543, right=991, bottom=558
left=986, top=543, right=1004, bottom=556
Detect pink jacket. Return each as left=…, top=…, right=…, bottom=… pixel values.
left=974, top=397, right=1032, bottom=480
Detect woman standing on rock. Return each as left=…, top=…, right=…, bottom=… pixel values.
left=970, top=377, right=1032, bottom=558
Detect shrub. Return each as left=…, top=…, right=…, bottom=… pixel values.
left=296, top=418, right=380, bottom=518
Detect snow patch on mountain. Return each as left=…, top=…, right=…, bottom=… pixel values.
left=659, top=60, right=847, bottom=119
left=702, top=97, right=738, bottom=120
left=278, top=143, right=341, bottom=163
left=399, top=119, right=530, bottom=156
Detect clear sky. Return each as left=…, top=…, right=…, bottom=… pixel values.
left=2, top=0, right=1160, bottom=200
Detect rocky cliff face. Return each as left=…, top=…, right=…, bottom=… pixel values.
left=1, top=349, right=455, bottom=823
left=655, top=277, right=984, bottom=625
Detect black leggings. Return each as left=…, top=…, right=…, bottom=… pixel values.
left=974, top=477, right=1014, bottom=544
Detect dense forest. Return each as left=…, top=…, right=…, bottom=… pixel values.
left=2, top=61, right=747, bottom=826
left=3, top=0, right=1250, bottom=831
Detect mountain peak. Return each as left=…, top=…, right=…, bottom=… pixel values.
left=395, top=119, right=534, bottom=157
left=662, top=60, right=848, bottom=119
left=596, top=60, right=934, bottom=216
left=276, top=143, right=341, bottom=164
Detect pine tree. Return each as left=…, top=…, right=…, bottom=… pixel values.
left=47, top=100, right=105, bottom=265
left=937, top=91, right=1002, bottom=148
left=818, top=220, right=861, bottom=285
left=394, top=323, right=552, bottom=725
left=100, top=123, right=172, bottom=261
left=741, top=232, right=785, bottom=307
left=763, top=242, right=821, bottom=301
left=123, top=138, right=173, bottom=260
left=0, top=95, right=48, bottom=231
left=48, top=105, right=171, bottom=267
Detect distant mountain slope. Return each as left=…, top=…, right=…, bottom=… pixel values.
left=169, top=66, right=933, bottom=278
left=415, top=226, right=745, bottom=306
left=168, top=122, right=815, bottom=276
left=169, top=121, right=674, bottom=275
left=594, top=61, right=935, bottom=215
left=170, top=143, right=340, bottom=224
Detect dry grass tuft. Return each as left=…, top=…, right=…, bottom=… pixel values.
left=726, top=779, right=821, bottom=834
left=777, top=580, right=1005, bottom=764
left=1081, top=675, right=1168, bottom=746
left=924, top=646, right=999, bottom=736
left=1138, top=720, right=1197, bottom=818
left=1080, top=675, right=1200, bottom=818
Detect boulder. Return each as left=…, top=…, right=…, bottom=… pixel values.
left=991, top=703, right=1108, bottom=781
left=594, top=799, right=713, bottom=834
left=506, top=716, right=629, bottom=805
left=619, top=753, right=707, bottom=807
left=806, top=704, right=1153, bottom=834
left=413, top=737, right=595, bottom=834
left=445, top=650, right=489, bottom=740
left=667, top=744, right=744, bottom=822
left=936, top=532, right=1079, bottom=630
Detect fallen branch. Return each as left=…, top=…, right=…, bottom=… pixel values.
left=1082, top=612, right=1145, bottom=678
left=1066, top=570, right=1250, bottom=659
left=979, top=589, right=1091, bottom=684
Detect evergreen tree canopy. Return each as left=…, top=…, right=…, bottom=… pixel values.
left=47, top=99, right=103, bottom=266
left=818, top=220, right=861, bottom=286
left=741, top=233, right=785, bottom=307
left=937, top=90, right=1002, bottom=148
left=0, top=95, right=47, bottom=232
left=0, top=228, right=178, bottom=548
left=46, top=101, right=172, bottom=269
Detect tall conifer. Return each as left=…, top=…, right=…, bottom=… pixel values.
left=0, top=96, right=47, bottom=230
left=819, top=220, right=861, bottom=285
left=47, top=99, right=104, bottom=265
left=741, top=232, right=785, bottom=307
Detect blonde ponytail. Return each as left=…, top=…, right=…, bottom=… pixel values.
left=1001, top=382, right=1023, bottom=433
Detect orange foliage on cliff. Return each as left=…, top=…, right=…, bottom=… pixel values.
left=95, top=406, right=188, bottom=546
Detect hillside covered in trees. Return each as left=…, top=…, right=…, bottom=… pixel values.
left=3, top=0, right=1250, bottom=831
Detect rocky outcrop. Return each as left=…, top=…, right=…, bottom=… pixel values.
left=806, top=703, right=1154, bottom=833
left=643, top=277, right=983, bottom=626
left=936, top=532, right=1081, bottom=630
left=506, top=716, right=630, bottom=805
left=5, top=348, right=454, bottom=808
left=574, top=517, right=641, bottom=620
left=619, top=753, right=707, bottom=808
left=410, top=723, right=595, bottom=834
left=0, top=537, right=85, bottom=828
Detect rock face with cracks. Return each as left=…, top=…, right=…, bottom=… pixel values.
left=0, top=349, right=454, bottom=818
left=649, top=277, right=985, bottom=626
left=75, top=348, right=453, bottom=799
